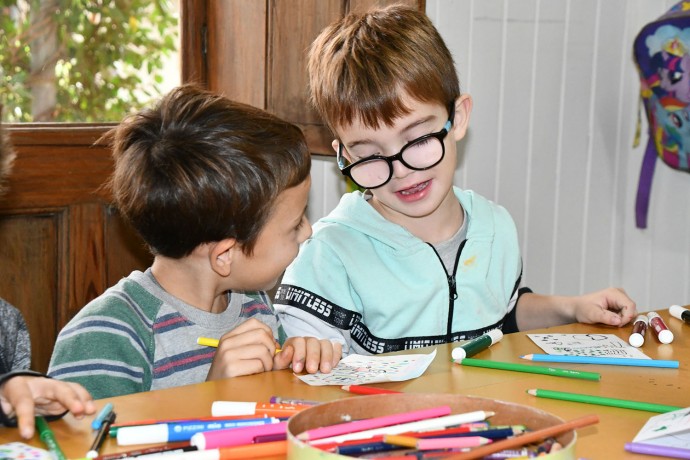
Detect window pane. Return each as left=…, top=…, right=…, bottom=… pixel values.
left=0, top=0, right=181, bottom=123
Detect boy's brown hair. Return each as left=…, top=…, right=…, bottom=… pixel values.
left=308, top=4, right=460, bottom=132
left=0, top=106, right=16, bottom=196
left=104, top=85, right=310, bottom=259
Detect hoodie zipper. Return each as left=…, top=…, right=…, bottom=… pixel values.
left=428, top=239, right=467, bottom=336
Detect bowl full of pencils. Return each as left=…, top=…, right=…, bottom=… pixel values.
left=287, top=393, right=580, bottom=459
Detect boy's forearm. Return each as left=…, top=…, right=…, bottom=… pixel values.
left=514, top=292, right=575, bottom=331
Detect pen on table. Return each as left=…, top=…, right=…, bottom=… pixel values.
left=443, top=414, right=599, bottom=460
left=454, top=358, right=601, bottom=381
left=87, top=411, right=117, bottom=458
left=116, top=416, right=281, bottom=445
left=108, top=414, right=271, bottom=436
left=527, top=388, right=682, bottom=413
left=190, top=421, right=288, bottom=450
left=341, top=384, right=402, bottom=395
left=628, top=314, right=648, bottom=347
left=92, top=402, right=114, bottom=430
left=451, top=329, right=503, bottom=360
left=211, top=400, right=309, bottom=417
left=35, top=415, right=67, bottom=460
left=520, top=354, right=679, bottom=368
left=197, top=336, right=281, bottom=354
left=625, top=442, right=690, bottom=459
left=670, top=304, right=690, bottom=325
left=128, top=440, right=288, bottom=460
left=647, top=311, right=674, bottom=344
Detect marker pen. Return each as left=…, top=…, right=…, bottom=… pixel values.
left=628, top=314, right=648, bottom=347
left=190, top=421, right=288, bottom=450
left=451, top=329, right=503, bottom=360
left=647, top=311, right=674, bottom=344
left=211, top=401, right=309, bottom=417
left=670, top=304, right=690, bottom=325
left=35, top=416, right=66, bottom=460
left=116, top=417, right=280, bottom=445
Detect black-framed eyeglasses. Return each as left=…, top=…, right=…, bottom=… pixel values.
left=337, top=103, right=455, bottom=189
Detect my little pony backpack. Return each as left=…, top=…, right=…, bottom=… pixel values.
left=633, top=1, right=690, bottom=228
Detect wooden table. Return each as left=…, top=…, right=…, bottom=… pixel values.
left=1, top=309, right=688, bottom=459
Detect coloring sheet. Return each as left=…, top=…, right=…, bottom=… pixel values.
left=297, top=349, right=437, bottom=386
left=0, top=442, right=51, bottom=460
left=633, top=407, right=690, bottom=448
left=527, top=334, right=651, bottom=359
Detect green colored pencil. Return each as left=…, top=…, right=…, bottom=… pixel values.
left=454, top=358, right=601, bottom=381
left=527, top=388, right=682, bottom=413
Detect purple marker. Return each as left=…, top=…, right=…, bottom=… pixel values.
left=625, top=442, right=690, bottom=459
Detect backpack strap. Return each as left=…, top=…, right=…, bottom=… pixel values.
left=635, top=134, right=658, bottom=229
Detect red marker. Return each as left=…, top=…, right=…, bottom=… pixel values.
left=628, top=314, right=648, bottom=348
left=647, top=311, right=674, bottom=344
left=341, top=384, right=402, bottom=395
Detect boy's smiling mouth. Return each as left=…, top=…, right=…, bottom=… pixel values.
left=397, top=179, right=431, bottom=197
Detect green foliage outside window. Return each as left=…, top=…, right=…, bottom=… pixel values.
left=0, top=0, right=178, bottom=122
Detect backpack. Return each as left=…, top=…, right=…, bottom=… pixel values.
left=633, top=1, right=690, bottom=228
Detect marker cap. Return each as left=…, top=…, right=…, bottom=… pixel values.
left=628, top=333, right=644, bottom=348
left=451, top=329, right=503, bottom=360
left=117, top=424, right=168, bottom=445
left=658, top=329, right=674, bottom=344
left=669, top=304, right=687, bottom=320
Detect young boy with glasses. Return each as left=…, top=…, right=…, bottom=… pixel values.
left=273, top=4, right=636, bottom=356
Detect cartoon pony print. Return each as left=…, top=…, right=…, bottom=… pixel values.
left=646, top=25, right=690, bottom=103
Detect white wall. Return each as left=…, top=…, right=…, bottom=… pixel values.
left=307, top=0, right=690, bottom=312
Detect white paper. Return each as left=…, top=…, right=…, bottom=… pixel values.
left=0, top=442, right=51, bottom=460
left=633, top=407, right=690, bottom=448
left=527, top=333, right=651, bottom=359
left=296, top=349, right=437, bottom=386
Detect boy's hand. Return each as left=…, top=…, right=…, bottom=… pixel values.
left=206, top=318, right=279, bottom=380
left=274, top=337, right=342, bottom=374
left=572, top=287, right=636, bottom=327
left=0, top=376, right=96, bottom=439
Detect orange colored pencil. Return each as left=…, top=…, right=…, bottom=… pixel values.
left=443, top=414, right=599, bottom=460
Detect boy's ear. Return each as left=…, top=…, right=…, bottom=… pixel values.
left=451, top=94, right=473, bottom=142
left=331, top=139, right=340, bottom=155
left=210, top=238, right=238, bottom=277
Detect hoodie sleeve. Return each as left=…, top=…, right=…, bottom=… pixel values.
left=273, top=237, right=361, bottom=356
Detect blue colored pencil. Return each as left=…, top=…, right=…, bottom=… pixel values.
left=521, top=354, right=679, bottom=368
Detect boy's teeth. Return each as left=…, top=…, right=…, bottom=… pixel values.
left=400, top=181, right=427, bottom=195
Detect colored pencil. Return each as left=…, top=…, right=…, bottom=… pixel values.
left=625, top=442, right=690, bottom=459
left=197, top=337, right=281, bottom=353
left=130, top=441, right=288, bottom=460
left=527, top=388, right=682, bottom=413
left=521, top=354, right=679, bottom=368
left=384, top=434, right=492, bottom=450
left=341, top=384, right=402, bottom=395
left=310, top=411, right=495, bottom=445
left=297, top=405, right=452, bottom=441
left=442, top=414, right=599, bottom=460
left=95, top=443, right=196, bottom=460
left=454, top=358, right=600, bottom=381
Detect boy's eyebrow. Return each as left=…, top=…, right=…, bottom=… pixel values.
left=344, top=114, right=437, bottom=150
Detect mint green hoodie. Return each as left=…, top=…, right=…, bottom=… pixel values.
left=274, top=187, right=522, bottom=355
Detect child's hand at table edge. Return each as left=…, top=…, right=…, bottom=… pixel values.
left=206, top=318, right=278, bottom=380
left=274, top=337, right=342, bottom=374
left=572, top=287, right=637, bottom=327
left=1, top=375, right=96, bottom=439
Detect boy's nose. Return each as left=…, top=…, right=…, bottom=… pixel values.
left=390, top=157, right=413, bottom=179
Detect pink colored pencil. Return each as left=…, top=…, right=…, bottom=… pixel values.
left=190, top=421, right=287, bottom=450
left=296, top=405, right=452, bottom=441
